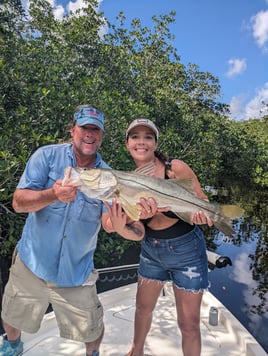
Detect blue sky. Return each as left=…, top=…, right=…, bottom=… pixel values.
left=22, top=0, right=268, bottom=121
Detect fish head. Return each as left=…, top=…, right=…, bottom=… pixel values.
left=63, top=166, right=82, bottom=186
left=76, top=168, right=118, bottom=200
left=78, top=168, right=117, bottom=188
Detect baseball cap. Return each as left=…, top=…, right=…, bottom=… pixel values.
left=126, top=118, right=159, bottom=140
left=73, top=106, right=104, bottom=131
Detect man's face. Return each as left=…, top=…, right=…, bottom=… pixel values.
left=71, top=123, right=103, bottom=158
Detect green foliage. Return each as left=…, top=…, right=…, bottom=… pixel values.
left=0, top=0, right=267, bottom=262
left=94, top=229, right=138, bottom=267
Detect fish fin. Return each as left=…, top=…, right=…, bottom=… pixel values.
left=169, top=178, right=196, bottom=194
left=120, top=195, right=142, bottom=221
left=214, top=219, right=235, bottom=238
left=210, top=205, right=244, bottom=238
left=220, top=205, right=244, bottom=219
left=174, top=210, right=236, bottom=238
left=212, top=205, right=244, bottom=238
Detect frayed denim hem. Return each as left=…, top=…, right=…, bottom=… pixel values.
left=138, top=274, right=209, bottom=294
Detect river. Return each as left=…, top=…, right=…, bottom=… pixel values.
left=207, top=221, right=268, bottom=353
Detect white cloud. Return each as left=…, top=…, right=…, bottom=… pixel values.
left=229, top=95, right=248, bottom=120
left=250, top=10, right=268, bottom=51
left=229, top=250, right=265, bottom=333
left=67, top=0, right=103, bottom=15
left=21, top=0, right=30, bottom=14
left=229, top=82, right=268, bottom=120
left=21, top=0, right=62, bottom=19
left=244, top=82, right=268, bottom=119
left=67, top=0, right=88, bottom=14
left=53, top=5, right=65, bottom=20
left=225, top=58, right=247, bottom=78
left=21, top=0, right=103, bottom=20
left=230, top=252, right=255, bottom=286
left=46, top=0, right=56, bottom=6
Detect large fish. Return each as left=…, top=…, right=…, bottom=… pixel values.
left=63, top=167, right=244, bottom=238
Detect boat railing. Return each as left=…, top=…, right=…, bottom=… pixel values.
left=97, top=263, right=139, bottom=274
left=96, top=264, right=139, bottom=287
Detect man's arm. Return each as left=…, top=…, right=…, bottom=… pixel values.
left=12, top=180, right=78, bottom=213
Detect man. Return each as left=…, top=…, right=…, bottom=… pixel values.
left=0, top=105, right=144, bottom=356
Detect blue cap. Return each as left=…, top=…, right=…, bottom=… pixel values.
left=73, top=107, right=104, bottom=131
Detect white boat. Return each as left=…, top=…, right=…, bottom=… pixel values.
left=19, top=280, right=267, bottom=355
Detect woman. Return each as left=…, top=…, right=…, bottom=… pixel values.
left=105, top=118, right=213, bottom=356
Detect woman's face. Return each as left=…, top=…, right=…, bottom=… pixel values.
left=126, top=125, right=158, bottom=164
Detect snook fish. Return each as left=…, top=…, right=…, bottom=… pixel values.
left=63, top=167, right=244, bottom=238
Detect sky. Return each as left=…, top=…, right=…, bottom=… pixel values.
left=22, top=0, right=268, bottom=121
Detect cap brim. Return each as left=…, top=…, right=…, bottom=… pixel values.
left=76, top=117, right=104, bottom=131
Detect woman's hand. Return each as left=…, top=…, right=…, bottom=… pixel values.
left=192, top=211, right=213, bottom=226
left=137, top=198, right=169, bottom=220
left=103, top=200, right=145, bottom=240
left=103, top=200, right=127, bottom=232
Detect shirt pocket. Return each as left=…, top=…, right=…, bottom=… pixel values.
left=46, top=169, right=60, bottom=188
left=75, top=194, right=102, bottom=222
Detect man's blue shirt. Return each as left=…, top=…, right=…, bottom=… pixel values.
left=16, top=143, right=110, bottom=287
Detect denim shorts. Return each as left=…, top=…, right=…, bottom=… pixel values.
left=138, top=225, right=209, bottom=292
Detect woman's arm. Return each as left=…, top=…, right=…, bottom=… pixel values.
left=171, top=159, right=209, bottom=200
left=171, top=159, right=213, bottom=226
left=102, top=200, right=145, bottom=241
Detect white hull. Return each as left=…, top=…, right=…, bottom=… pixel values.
left=20, top=282, right=266, bottom=355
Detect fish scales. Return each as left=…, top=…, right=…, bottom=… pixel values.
left=63, top=167, right=244, bottom=238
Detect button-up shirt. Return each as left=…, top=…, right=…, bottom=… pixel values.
left=16, top=143, right=110, bottom=287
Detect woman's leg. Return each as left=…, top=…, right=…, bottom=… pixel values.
left=173, top=286, right=203, bottom=356
left=126, top=277, right=164, bottom=356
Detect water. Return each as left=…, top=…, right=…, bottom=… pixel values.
left=207, top=222, right=268, bottom=353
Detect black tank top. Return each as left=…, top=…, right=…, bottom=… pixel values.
left=141, top=162, right=194, bottom=239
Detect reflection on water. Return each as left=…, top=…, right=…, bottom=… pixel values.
left=205, top=188, right=268, bottom=353
left=208, top=226, right=268, bottom=353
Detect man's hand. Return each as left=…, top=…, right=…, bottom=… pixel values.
left=55, top=180, right=78, bottom=203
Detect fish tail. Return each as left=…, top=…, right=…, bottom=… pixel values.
left=214, top=219, right=235, bottom=238
left=212, top=204, right=244, bottom=238
left=220, top=205, right=244, bottom=219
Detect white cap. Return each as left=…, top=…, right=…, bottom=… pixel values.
left=126, top=118, right=159, bottom=140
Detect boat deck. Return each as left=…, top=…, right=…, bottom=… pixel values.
left=19, top=283, right=267, bottom=355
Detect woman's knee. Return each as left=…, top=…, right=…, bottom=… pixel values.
left=136, top=300, right=155, bottom=316
left=178, top=317, right=200, bottom=335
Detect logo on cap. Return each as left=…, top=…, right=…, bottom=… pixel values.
left=74, top=107, right=104, bottom=131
